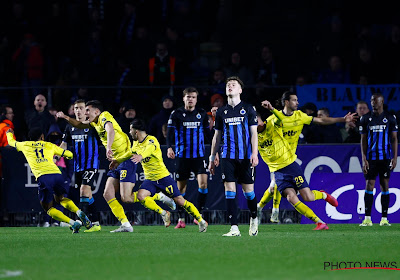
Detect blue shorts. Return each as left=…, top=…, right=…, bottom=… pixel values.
left=140, top=175, right=181, bottom=198
left=37, top=174, right=68, bottom=204
left=107, top=159, right=137, bottom=183
left=275, top=161, right=309, bottom=194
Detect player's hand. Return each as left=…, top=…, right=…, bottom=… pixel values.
left=106, top=148, right=114, bottom=161
left=56, top=111, right=66, bottom=119
left=131, top=154, right=142, bottom=164
left=214, top=153, right=220, bottom=167
left=109, top=159, right=120, bottom=170
left=362, top=158, right=369, bottom=174
left=6, top=128, right=14, bottom=134
left=208, top=161, right=216, bottom=175
left=167, top=148, right=175, bottom=159
left=390, top=157, right=397, bottom=171
left=261, top=100, right=274, bottom=111
left=344, top=112, right=358, bottom=123
left=211, top=107, right=218, bottom=117
left=250, top=153, right=259, bottom=167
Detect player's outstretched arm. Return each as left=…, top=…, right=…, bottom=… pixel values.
left=313, top=112, right=358, bottom=125
left=56, top=111, right=91, bottom=129
left=6, top=129, right=18, bottom=148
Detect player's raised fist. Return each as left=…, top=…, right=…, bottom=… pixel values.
left=56, top=111, right=66, bottom=119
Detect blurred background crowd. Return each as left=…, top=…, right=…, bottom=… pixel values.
left=0, top=0, right=400, bottom=143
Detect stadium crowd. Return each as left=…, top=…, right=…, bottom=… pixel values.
left=1, top=0, right=400, bottom=142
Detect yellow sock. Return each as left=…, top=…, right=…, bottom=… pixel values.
left=107, top=198, right=129, bottom=224
left=152, top=192, right=160, bottom=201
left=140, top=196, right=164, bottom=214
left=259, top=188, right=273, bottom=208
left=294, top=201, right=320, bottom=223
left=273, top=185, right=281, bottom=209
left=312, top=190, right=324, bottom=201
left=60, top=197, right=79, bottom=213
left=133, top=191, right=139, bottom=203
left=183, top=200, right=203, bottom=222
left=47, top=207, right=72, bottom=224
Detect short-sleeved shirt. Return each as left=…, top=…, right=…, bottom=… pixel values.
left=258, top=110, right=297, bottom=172
left=131, top=135, right=170, bottom=181
left=278, top=110, right=313, bottom=154
left=167, top=107, right=209, bottom=158
left=90, top=111, right=131, bottom=162
left=62, top=124, right=100, bottom=172
left=214, top=101, right=257, bottom=159
left=7, top=133, right=73, bottom=179
left=359, top=111, right=398, bottom=160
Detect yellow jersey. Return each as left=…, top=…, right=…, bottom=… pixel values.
left=131, top=135, right=170, bottom=181
left=7, top=132, right=73, bottom=179
left=258, top=110, right=296, bottom=172
left=277, top=110, right=313, bottom=154
left=90, top=111, right=131, bottom=162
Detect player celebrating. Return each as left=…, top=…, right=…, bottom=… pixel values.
left=167, top=87, right=211, bottom=228
left=60, top=99, right=101, bottom=232
left=257, top=100, right=338, bottom=230
left=6, top=128, right=93, bottom=233
left=209, top=76, right=259, bottom=237
left=359, top=93, right=397, bottom=226
left=257, top=91, right=357, bottom=223
left=111, top=119, right=208, bottom=232
left=57, top=101, right=175, bottom=232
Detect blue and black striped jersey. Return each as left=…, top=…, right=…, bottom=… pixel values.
left=167, top=107, right=210, bottom=158
left=214, top=101, right=258, bottom=159
left=62, top=124, right=100, bottom=171
left=359, top=111, right=398, bottom=160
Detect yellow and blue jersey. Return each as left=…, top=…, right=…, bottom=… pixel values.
left=258, top=110, right=297, bottom=172
left=273, top=110, right=313, bottom=154
left=7, top=132, right=73, bottom=179
left=90, top=111, right=131, bottom=162
left=131, top=135, right=170, bottom=181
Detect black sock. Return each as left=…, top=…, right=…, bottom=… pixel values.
left=197, top=193, right=207, bottom=213
left=381, top=193, right=390, bottom=218
left=79, top=196, right=89, bottom=215
left=178, top=206, right=185, bottom=220
left=226, top=198, right=238, bottom=226
left=364, top=192, right=373, bottom=216
left=88, top=201, right=99, bottom=222
left=247, top=197, right=257, bottom=219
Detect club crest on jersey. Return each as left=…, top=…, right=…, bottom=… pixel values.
left=102, top=118, right=106, bottom=122
left=383, top=118, right=388, bottom=123
left=84, top=128, right=89, bottom=132
left=71, top=127, right=75, bottom=131
left=240, top=108, right=246, bottom=115
left=196, top=113, right=201, bottom=119
left=369, top=118, right=372, bottom=121
left=224, top=110, right=228, bottom=114
left=183, top=113, right=186, bottom=117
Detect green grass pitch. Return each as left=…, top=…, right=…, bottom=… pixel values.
left=1, top=224, right=399, bottom=280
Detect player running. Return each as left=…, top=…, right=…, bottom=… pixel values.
left=110, top=118, right=208, bottom=232
left=6, top=128, right=93, bottom=233
left=257, top=91, right=357, bottom=223
left=257, top=100, right=338, bottom=230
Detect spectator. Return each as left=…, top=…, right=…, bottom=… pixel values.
left=344, top=101, right=370, bottom=143
left=24, top=93, right=55, bottom=137
left=200, top=69, right=225, bottom=109
left=351, top=47, right=380, bottom=84
left=381, top=24, right=400, bottom=83
left=0, top=105, right=15, bottom=147
left=300, top=102, right=318, bottom=144
left=317, top=55, right=350, bottom=84
left=313, top=107, right=343, bottom=143
left=116, top=103, right=136, bottom=135
left=254, top=45, right=278, bottom=86
left=148, top=42, right=177, bottom=87
left=117, top=0, right=138, bottom=54
left=223, top=51, right=254, bottom=86
left=12, top=33, right=44, bottom=109
left=148, top=95, right=174, bottom=141
left=207, top=93, right=224, bottom=132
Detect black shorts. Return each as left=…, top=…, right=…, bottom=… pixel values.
left=221, top=159, right=255, bottom=184
left=175, top=158, right=207, bottom=181
left=75, top=169, right=98, bottom=190
left=364, top=159, right=391, bottom=180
